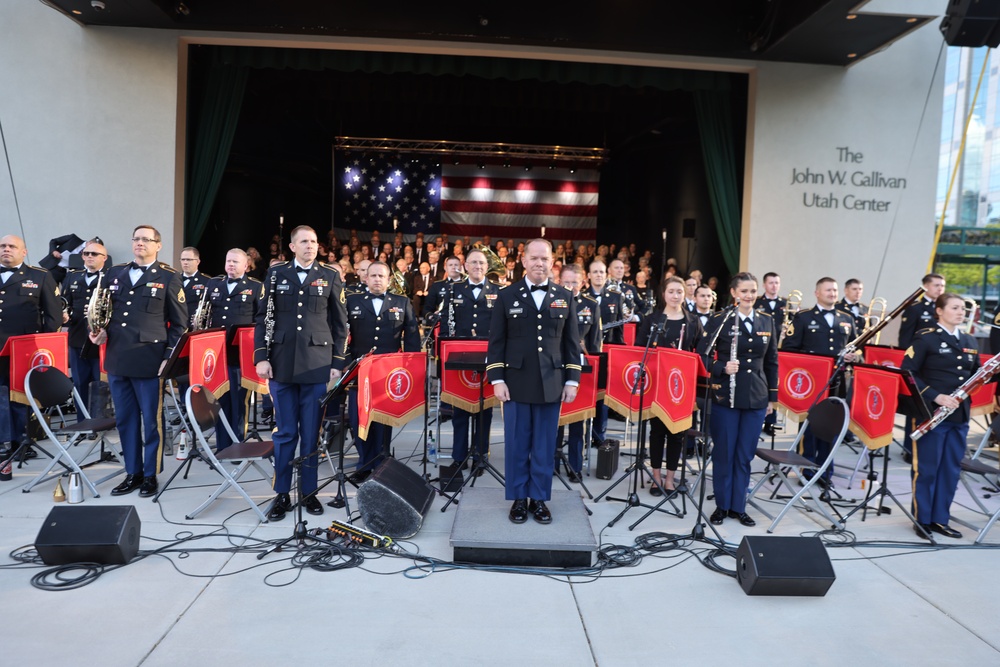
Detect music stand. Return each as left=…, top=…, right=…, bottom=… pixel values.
left=439, top=350, right=505, bottom=511
left=320, top=351, right=368, bottom=514
left=153, top=328, right=226, bottom=502
left=840, top=363, right=935, bottom=540
left=553, top=361, right=595, bottom=504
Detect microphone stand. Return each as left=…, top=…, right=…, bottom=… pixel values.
left=594, top=317, right=679, bottom=528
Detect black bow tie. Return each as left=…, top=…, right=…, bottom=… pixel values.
left=530, top=284, right=548, bottom=292
left=227, top=278, right=240, bottom=285
left=130, top=262, right=148, bottom=271
left=470, top=283, right=485, bottom=289
left=86, top=271, right=98, bottom=279
left=0, top=266, right=16, bottom=274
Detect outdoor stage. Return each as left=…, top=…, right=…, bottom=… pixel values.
left=1, top=415, right=998, bottom=665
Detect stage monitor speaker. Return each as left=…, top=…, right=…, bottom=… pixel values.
left=34, top=505, right=141, bottom=565
left=941, top=0, right=1000, bottom=47
left=735, top=536, right=835, bottom=596
left=357, top=457, right=435, bottom=538
left=596, top=439, right=620, bottom=480
left=682, top=218, right=697, bottom=239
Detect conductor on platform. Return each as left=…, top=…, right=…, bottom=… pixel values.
left=487, top=239, right=582, bottom=525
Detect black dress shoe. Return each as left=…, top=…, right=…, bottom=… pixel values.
left=762, top=424, right=776, bottom=437
left=111, top=474, right=144, bottom=496
left=23, top=446, right=37, bottom=460
left=903, top=451, right=913, bottom=465
left=509, top=498, right=528, bottom=524
left=649, top=482, right=663, bottom=497
left=914, top=523, right=934, bottom=541
left=729, top=510, right=756, bottom=527
left=528, top=499, right=552, bottom=524
left=930, top=523, right=962, bottom=539
left=267, top=493, right=292, bottom=521
left=348, top=469, right=371, bottom=485
left=302, top=494, right=324, bottom=516
left=710, top=508, right=726, bottom=525
left=566, top=470, right=582, bottom=483
left=138, top=476, right=158, bottom=497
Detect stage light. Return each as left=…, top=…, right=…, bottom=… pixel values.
left=548, top=163, right=556, bottom=170
left=568, top=166, right=576, bottom=174
left=453, top=158, right=461, bottom=165
left=524, top=163, right=533, bottom=171
left=502, top=160, right=511, bottom=168
left=477, top=162, right=486, bottom=169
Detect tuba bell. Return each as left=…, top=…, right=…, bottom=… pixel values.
left=388, top=270, right=410, bottom=297
left=471, top=243, right=506, bottom=278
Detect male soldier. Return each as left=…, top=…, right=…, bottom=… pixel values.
left=607, top=258, right=642, bottom=324
left=755, top=272, right=786, bottom=436
left=694, top=284, right=716, bottom=329
left=586, top=259, right=623, bottom=445
left=89, top=226, right=187, bottom=497
left=61, top=240, right=108, bottom=415
left=344, top=261, right=420, bottom=480
left=0, top=235, right=61, bottom=459
left=254, top=226, right=348, bottom=520
left=423, top=255, right=464, bottom=315
left=898, top=273, right=947, bottom=461
left=837, top=278, right=868, bottom=333
left=206, top=248, right=262, bottom=451
left=179, top=247, right=210, bottom=326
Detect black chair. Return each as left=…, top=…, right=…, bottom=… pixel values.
left=184, top=385, right=275, bottom=522
left=22, top=365, right=121, bottom=497
left=746, top=397, right=849, bottom=533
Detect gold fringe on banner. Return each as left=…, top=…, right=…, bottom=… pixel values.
left=439, top=394, right=499, bottom=414
left=241, top=377, right=269, bottom=394
left=649, top=404, right=693, bottom=435
left=210, top=380, right=231, bottom=401
left=849, top=420, right=894, bottom=450
left=558, top=407, right=595, bottom=427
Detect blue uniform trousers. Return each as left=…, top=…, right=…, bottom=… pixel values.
left=215, top=366, right=248, bottom=451
left=452, top=405, right=493, bottom=463
left=911, top=420, right=967, bottom=525
left=108, top=373, right=164, bottom=477
left=798, top=429, right=834, bottom=482
left=270, top=380, right=325, bottom=495
left=69, top=346, right=101, bottom=417
left=566, top=421, right=585, bottom=472
left=0, top=380, right=27, bottom=445
left=503, top=400, right=560, bottom=501
left=348, top=389, right=391, bottom=473
left=710, top=403, right=766, bottom=513
left=592, top=401, right=608, bottom=443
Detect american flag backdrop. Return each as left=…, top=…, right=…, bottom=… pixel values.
left=335, top=153, right=599, bottom=242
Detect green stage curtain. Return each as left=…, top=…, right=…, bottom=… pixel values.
left=215, top=46, right=730, bottom=93
left=695, top=90, right=740, bottom=274
left=185, top=63, right=248, bottom=247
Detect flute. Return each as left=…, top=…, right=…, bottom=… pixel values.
left=730, top=312, right=739, bottom=408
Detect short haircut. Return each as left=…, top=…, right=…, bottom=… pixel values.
left=762, top=272, right=779, bottom=282
left=132, top=225, right=161, bottom=242
left=561, top=263, right=583, bottom=278
left=815, top=276, right=837, bottom=288
left=588, top=259, right=607, bottom=272
left=180, top=246, right=200, bottom=258
left=923, top=273, right=945, bottom=284
left=290, top=225, right=317, bottom=241
left=226, top=248, right=248, bottom=260
left=844, top=278, right=862, bottom=288
left=367, top=261, right=390, bottom=275
left=695, top=285, right=715, bottom=297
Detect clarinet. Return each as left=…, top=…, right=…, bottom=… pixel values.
left=447, top=279, right=457, bottom=338
left=729, top=311, right=740, bottom=408
left=264, top=271, right=277, bottom=355
left=676, top=322, right=686, bottom=350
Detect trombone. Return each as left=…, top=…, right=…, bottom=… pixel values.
left=863, top=296, right=888, bottom=344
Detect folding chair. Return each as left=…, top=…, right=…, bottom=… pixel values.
left=950, top=419, right=1000, bottom=543
left=746, top=397, right=850, bottom=533
left=185, top=384, right=275, bottom=522
left=21, top=365, right=121, bottom=497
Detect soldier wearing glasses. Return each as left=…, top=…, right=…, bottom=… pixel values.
left=61, top=241, right=109, bottom=414
left=89, top=226, right=187, bottom=498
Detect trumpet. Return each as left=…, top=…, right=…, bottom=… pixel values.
left=85, top=271, right=112, bottom=333
left=191, top=286, right=211, bottom=331
left=778, top=289, right=803, bottom=346
left=864, top=296, right=888, bottom=344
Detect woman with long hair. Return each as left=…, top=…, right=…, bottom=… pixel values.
left=636, top=276, right=702, bottom=494
left=697, top=272, right=778, bottom=526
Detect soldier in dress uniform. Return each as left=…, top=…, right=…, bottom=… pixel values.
left=89, top=226, right=187, bottom=497
left=206, top=248, right=262, bottom=451
left=556, top=263, right=601, bottom=482
left=254, top=226, right=348, bottom=521
left=694, top=284, right=716, bottom=329
left=898, top=273, right=947, bottom=460
left=836, top=278, right=869, bottom=333
left=179, top=247, right=210, bottom=326
left=586, top=259, right=624, bottom=446
left=423, top=255, right=464, bottom=315
left=755, top=272, right=786, bottom=437
left=781, top=277, right=859, bottom=486
left=608, top=258, right=642, bottom=324
left=901, top=293, right=979, bottom=540
left=61, top=240, right=108, bottom=416
left=0, top=235, right=62, bottom=459
left=487, top=239, right=582, bottom=525
left=437, top=249, right=501, bottom=473
left=344, top=261, right=420, bottom=481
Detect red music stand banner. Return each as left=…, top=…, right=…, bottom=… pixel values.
left=604, top=345, right=653, bottom=421
left=559, top=354, right=600, bottom=426
left=864, top=345, right=905, bottom=369
left=359, top=352, right=427, bottom=440
left=777, top=352, right=834, bottom=422
left=849, top=366, right=900, bottom=450
left=971, top=353, right=997, bottom=417
left=623, top=322, right=637, bottom=346
left=439, top=340, right=496, bottom=413
left=188, top=330, right=229, bottom=399
left=236, top=327, right=268, bottom=394
left=651, top=348, right=700, bottom=435
left=1, top=332, right=68, bottom=405
left=99, top=342, right=107, bottom=382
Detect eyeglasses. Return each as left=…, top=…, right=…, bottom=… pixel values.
left=82, top=251, right=106, bottom=257
left=131, top=237, right=159, bottom=244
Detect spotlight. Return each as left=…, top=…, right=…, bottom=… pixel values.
left=568, top=166, right=576, bottom=174
left=502, top=160, right=511, bottom=169
left=524, top=163, right=533, bottom=171
left=477, top=162, right=486, bottom=170
left=548, top=163, right=556, bottom=170
left=452, top=158, right=461, bottom=166
left=91, top=0, right=106, bottom=9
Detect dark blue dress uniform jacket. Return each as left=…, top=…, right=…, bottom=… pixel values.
left=437, top=278, right=500, bottom=340
left=62, top=269, right=102, bottom=350
left=207, top=275, right=263, bottom=363
left=103, top=262, right=187, bottom=378
left=637, top=310, right=703, bottom=352
left=574, top=292, right=602, bottom=355
left=253, top=262, right=349, bottom=384
left=754, top=295, right=786, bottom=325
left=181, top=272, right=211, bottom=324
left=587, top=286, right=625, bottom=345
left=0, top=264, right=62, bottom=348
left=344, top=291, right=420, bottom=360
left=485, top=281, right=582, bottom=404
left=898, top=297, right=936, bottom=349
left=697, top=310, right=779, bottom=410
left=901, top=327, right=981, bottom=424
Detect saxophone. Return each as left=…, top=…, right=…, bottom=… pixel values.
left=85, top=271, right=112, bottom=333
